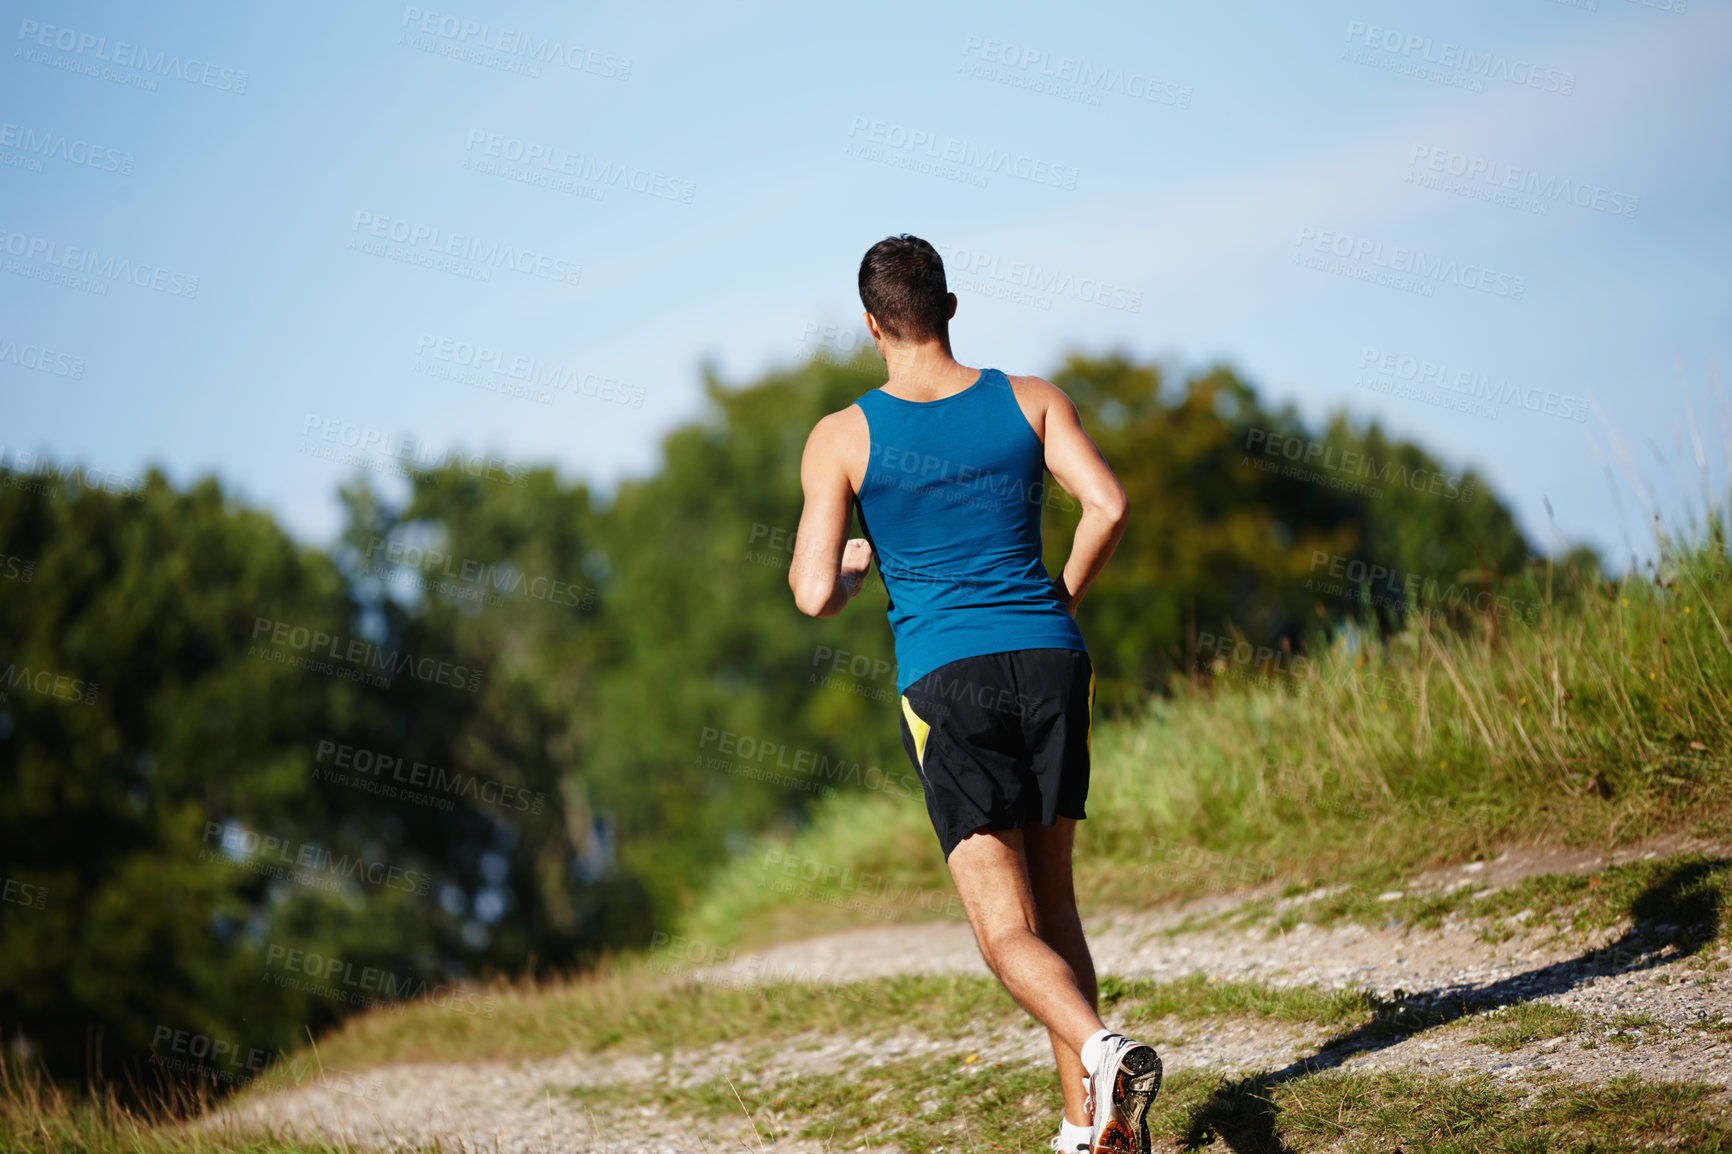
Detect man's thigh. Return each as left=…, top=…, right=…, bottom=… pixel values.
left=946, top=826, right=1037, bottom=941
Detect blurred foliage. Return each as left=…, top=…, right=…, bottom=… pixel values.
left=0, top=350, right=1557, bottom=1088
left=1044, top=354, right=1545, bottom=708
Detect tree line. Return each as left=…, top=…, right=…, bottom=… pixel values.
left=0, top=350, right=1560, bottom=1086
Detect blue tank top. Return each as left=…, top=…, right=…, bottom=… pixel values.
left=853, top=367, right=1087, bottom=695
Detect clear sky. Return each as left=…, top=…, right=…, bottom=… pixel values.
left=3, top=0, right=1728, bottom=570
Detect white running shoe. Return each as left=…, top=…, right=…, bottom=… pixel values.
left=1049, top=1136, right=1089, bottom=1154
left=1081, top=1034, right=1162, bottom=1154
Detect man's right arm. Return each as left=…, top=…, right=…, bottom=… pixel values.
left=789, top=410, right=874, bottom=618
left=1035, top=382, right=1128, bottom=614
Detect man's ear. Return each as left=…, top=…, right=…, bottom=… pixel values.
left=863, top=310, right=882, bottom=340
left=945, top=293, right=958, bottom=320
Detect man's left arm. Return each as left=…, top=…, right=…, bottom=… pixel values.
left=790, top=414, right=873, bottom=617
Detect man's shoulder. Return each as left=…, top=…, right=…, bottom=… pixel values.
left=803, top=401, right=871, bottom=457
left=1003, top=372, right=1066, bottom=401
left=1000, top=373, right=1072, bottom=438
left=812, top=400, right=871, bottom=435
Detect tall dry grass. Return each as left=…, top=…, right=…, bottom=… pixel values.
left=686, top=521, right=1732, bottom=940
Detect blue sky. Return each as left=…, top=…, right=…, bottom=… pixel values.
left=2, top=0, right=1728, bottom=570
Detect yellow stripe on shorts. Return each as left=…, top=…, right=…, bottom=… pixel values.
left=900, top=694, right=931, bottom=768
left=1086, top=667, right=1096, bottom=754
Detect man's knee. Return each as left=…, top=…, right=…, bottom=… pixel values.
left=975, top=920, right=1035, bottom=971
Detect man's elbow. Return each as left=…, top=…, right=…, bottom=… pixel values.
left=1093, top=487, right=1129, bottom=530
left=791, top=582, right=830, bottom=618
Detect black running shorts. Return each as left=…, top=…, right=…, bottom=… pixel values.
left=896, top=647, right=1095, bottom=860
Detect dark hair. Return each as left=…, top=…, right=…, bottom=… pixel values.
left=858, top=234, right=949, bottom=343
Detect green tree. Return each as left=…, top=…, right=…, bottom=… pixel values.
left=0, top=349, right=1558, bottom=1086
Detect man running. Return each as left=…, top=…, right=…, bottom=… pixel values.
left=788, top=234, right=1159, bottom=1154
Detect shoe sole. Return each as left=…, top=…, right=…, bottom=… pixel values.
left=1092, top=1045, right=1162, bottom=1154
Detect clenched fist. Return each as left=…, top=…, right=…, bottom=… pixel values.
left=840, top=537, right=874, bottom=593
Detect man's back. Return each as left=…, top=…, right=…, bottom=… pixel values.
left=851, top=366, right=1085, bottom=696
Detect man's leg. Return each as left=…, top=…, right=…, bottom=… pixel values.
left=1025, top=817, right=1097, bottom=1128
left=945, top=825, right=1105, bottom=1068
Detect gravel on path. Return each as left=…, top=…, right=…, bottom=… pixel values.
left=223, top=841, right=1732, bottom=1152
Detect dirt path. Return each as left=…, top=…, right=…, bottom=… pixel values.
left=224, top=841, right=1732, bottom=1153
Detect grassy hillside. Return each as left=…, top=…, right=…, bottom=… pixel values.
left=681, top=529, right=1732, bottom=948
left=8, top=528, right=1731, bottom=1153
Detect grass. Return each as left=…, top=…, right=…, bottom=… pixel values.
left=183, top=529, right=1732, bottom=1148
left=1274, top=1070, right=1732, bottom=1152
left=1226, top=851, right=1732, bottom=950
left=1468, top=1003, right=1588, bottom=1051
left=565, top=1054, right=1065, bottom=1154
left=0, top=1062, right=348, bottom=1154
left=683, top=533, right=1732, bottom=951
left=241, top=968, right=1388, bottom=1083
left=563, top=1051, right=1732, bottom=1154
left=58, top=961, right=1714, bottom=1153
left=222, top=948, right=1723, bottom=1147
left=20, top=521, right=1732, bottom=1148
left=1102, top=973, right=1381, bottom=1031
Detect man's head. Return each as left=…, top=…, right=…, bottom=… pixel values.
left=858, top=234, right=956, bottom=348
